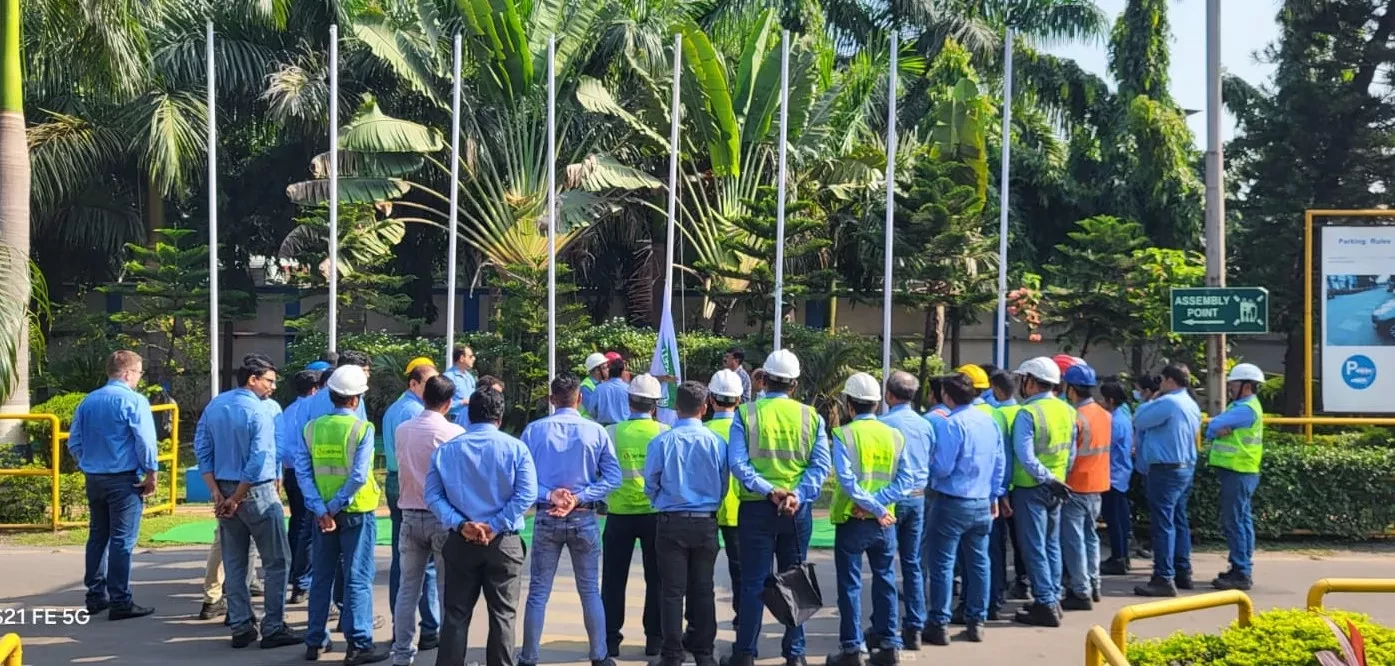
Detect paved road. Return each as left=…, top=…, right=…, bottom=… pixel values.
left=1326, top=287, right=1395, bottom=346
left=3, top=545, right=1395, bottom=665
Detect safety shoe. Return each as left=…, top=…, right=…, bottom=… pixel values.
left=901, top=628, right=920, bottom=651
left=1134, top=576, right=1178, bottom=598
left=260, top=628, right=303, bottom=649
left=231, top=628, right=259, bottom=649
left=1060, top=592, right=1093, bottom=611
left=199, top=600, right=226, bottom=621
left=825, top=650, right=863, bottom=666
left=922, top=624, right=949, bottom=647
left=868, top=648, right=899, bottom=666
left=343, top=643, right=391, bottom=665
left=1012, top=603, right=1061, bottom=628
left=1100, top=557, right=1131, bottom=576
left=109, top=603, right=155, bottom=621
left=305, top=639, right=333, bottom=661
left=1212, top=571, right=1253, bottom=591
left=963, top=622, right=984, bottom=643
left=1175, top=572, right=1195, bottom=590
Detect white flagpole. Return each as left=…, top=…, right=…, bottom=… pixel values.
left=773, top=30, right=790, bottom=351
left=994, top=28, right=1014, bottom=369
left=446, top=33, right=462, bottom=366
left=546, top=34, right=558, bottom=395
left=328, top=24, right=340, bottom=353
left=664, top=35, right=681, bottom=321
left=206, top=20, right=219, bottom=397
left=881, top=33, right=898, bottom=400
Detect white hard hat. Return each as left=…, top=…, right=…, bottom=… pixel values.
left=1014, top=356, right=1061, bottom=385
left=628, top=373, right=663, bottom=399
left=1227, top=363, right=1265, bottom=383
left=762, top=349, right=801, bottom=380
left=584, top=352, right=608, bottom=373
left=709, top=369, right=744, bottom=399
left=842, top=372, right=882, bottom=402
left=326, top=365, right=369, bottom=397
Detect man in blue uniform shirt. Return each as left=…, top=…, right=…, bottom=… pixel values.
left=876, top=371, right=932, bottom=650
left=1132, top=364, right=1202, bottom=598
left=1098, top=378, right=1135, bottom=575
left=442, top=345, right=477, bottom=421
left=280, top=368, right=322, bottom=604
left=587, top=357, right=632, bottom=425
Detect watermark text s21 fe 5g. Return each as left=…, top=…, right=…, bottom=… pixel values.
left=0, top=608, right=92, bottom=625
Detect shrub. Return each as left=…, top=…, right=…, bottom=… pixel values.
left=1127, top=609, right=1395, bottom=666
left=21, top=392, right=86, bottom=472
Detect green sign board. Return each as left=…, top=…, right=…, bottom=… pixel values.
left=1170, top=287, right=1269, bottom=334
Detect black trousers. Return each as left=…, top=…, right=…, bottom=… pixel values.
left=721, top=525, right=742, bottom=619
left=601, top=513, right=661, bottom=649
left=438, top=531, right=525, bottom=666
left=656, top=514, right=720, bottom=659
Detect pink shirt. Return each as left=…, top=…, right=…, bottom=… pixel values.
left=395, top=410, right=465, bottom=510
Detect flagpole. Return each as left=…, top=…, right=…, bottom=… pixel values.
left=994, top=28, right=1014, bottom=369
left=446, top=32, right=462, bottom=366
left=881, top=33, right=898, bottom=400
left=327, top=24, right=340, bottom=353
left=546, top=34, right=558, bottom=399
left=773, top=30, right=790, bottom=351
left=206, top=20, right=219, bottom=397
left=662, top=34, right=680, bottom=331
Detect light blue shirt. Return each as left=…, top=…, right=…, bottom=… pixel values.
left=276, top=395, right=313, bottom=470
left=303, top=378, right=367, bottom=422
left=293, top=407, right=376, bottom=516
left=426, top=423, right=537, bottom=534
left=879, top=403, right=932, bottom=493
left=520, top=407, right=622, bottom=505
left=67, top=380, right=158, bottom=476
left=728, top=393, right=832, bottom=506
left=831, top=413, right=914, bottom=517
left=930, top=404, right=1007, bottom=499
left=383, top=391, right=425, bottom=473
left=923, top=403, right=950, bottom=428
left=1204, top=395, right=1259, bottom=441
left=442, top=366, right=476, bottom=419
left=1011, top=392, right=1078, bottom=485
left=1133, top=388, right=1201, bottom=467
left=644, top=417, right=729, bottom=512
left=588, top=378, right=631, bottom=425
left=1109, top=403, right=1134, bottom=492
left=195, top=388, right=278, bottom=484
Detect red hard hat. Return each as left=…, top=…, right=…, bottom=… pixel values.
left=1052, top=354, right=1076, bottom=376
left=604, top=352, right=621, bottom=362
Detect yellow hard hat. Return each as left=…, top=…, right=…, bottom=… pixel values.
left=955, top=364, right=990, bottom=390
left=405, top=356, right=436, bottom=375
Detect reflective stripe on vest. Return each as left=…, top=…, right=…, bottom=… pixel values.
left=1066, top=401, right=1112, bottom=493
left=737, top=398, right=817, bottom=501
left=1209, top=399, right=1264, bottom=473
left=707, top=417, right=740, bottom=527
left=1011, top=399, right=1075, bottom=489
left=605, top=419, right=666, bottom=514
left=304, top=415, right=381, bottom=513
left=829, top=419, right=904, bottom=524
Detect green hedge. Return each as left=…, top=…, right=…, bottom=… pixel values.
left=1127, top=608, right=1395, bottom=666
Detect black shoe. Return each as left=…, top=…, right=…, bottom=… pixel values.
left=986, top=608, right=1001, bottom=622
left=826, top=651, right=863, bottom=666
left=1134, top=576, right=1178, bottom=598
left=305, top=639, right=333, bottom=661
left=1100, top=558, right=1130, bottom=576
left=901, top=628, right=920, bottom=651
left=109, top=603, right=155, bottom=621
left=863, top=628, right=882, bottom=650
left=949, top=608, right=965, bottom=626
left=1134, top=546, right=1153, bottom=559
left=651, top=659, right=684, bottom=666
left=786, top=656, right=808, bottom=666
left=86, top=600, right=110, bottom=614
left=1012, top=603, right=1060, bottom=628
left=646, top=636, right=663, bottom=657
left=343, top=643, right=391, bottom=665
left=260, top=628, right=303, bottom=649
left=608, top=643, right=622, bottom=660
left=1060, top=592, right=1093, bottom=611
left=963, top=623, right=984, bottom=643
left=1212, top=573, right=1253, bottom=591
left=868, top=648, right=898, bottom=666
left=922, top=624, right=949, bottom=647
left=289, top=588, right=307, bottom=605
left=1175, top=572, right=1194, bottom=590
left=1092, top=582, right=1102, bottom=603
left=199, top=600, right=226, bottom=620
left=418, top=634, right=439, bottom=651
left=1007, top=581, right=1031, bottom=600
left=695, top=658, right=718, bottom=666
left=519, top=661, right=537, bottom=666
left=720, top=654, right=755, bottom=666
left=232, top=628, right=259, bottom=649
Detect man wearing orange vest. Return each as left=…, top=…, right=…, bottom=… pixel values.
left=1059, top=364, right=1110, bottom=611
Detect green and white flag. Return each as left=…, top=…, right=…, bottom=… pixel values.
left=649, top=303, right=680, bottom=424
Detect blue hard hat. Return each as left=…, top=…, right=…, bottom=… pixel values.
left=306, top=360, right=332, bottom=372
left=1063, top=363, right=1097, bottom=387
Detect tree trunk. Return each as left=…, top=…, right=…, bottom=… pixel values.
left=711, top=298, right=735, bottom=336
left=948, top=308, right=962, bottom=367
left=0, top=0, right=31, bottom=444
left=146, top=175, right=164, bottom=246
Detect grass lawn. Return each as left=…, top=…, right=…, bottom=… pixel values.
left=0, top=509, right=214, bottom=549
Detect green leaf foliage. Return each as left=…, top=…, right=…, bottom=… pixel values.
left=1127, top=609, right=1395, bottom=666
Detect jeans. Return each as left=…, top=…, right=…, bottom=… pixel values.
left=522, top=512, right=606, bottom=662
left=83, top=471, right=144, bottom=608
left=834, top=518, right=900, bottom=651
left=203, top=528, right=260, bottom=604
left=1060, top=492, right=1102, bottom=597
left=393, top=510, right=449, bottom=665
left=656, top=513, right=720, bottom=659
left=439, top=531, right=525, bottom=666
left=927, top=496, right=991, bottom=626
left=988, top=517, right=1009, bottom=614
left=894, top=495, right=926, bottom=631
left=215, top=481, right=289, bottom=636
left=387, top=473, right=439, bottom=640
left=1012, top=485, right=1061, bottom=606
left=1145, top=465, right=1194, bottom=581
left=1102, top=488, right=1132, bottom=561
left=733, top=501, right=812, bottom=658
left=307, top=511, right=378, bottom=651
left=601, top=513, right=661, bottom=650
left=284, top=468, right=313, bottom=592
left=1216, top=469, right=1259, bottom=578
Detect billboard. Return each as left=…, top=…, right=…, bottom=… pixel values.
left=1320, top=226, right=1395, bottom=412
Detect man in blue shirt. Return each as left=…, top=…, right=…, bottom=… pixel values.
left=426, top=388, right=537, bottom=666
left=280, top=368, right=322, bottom=604
left=1131, top=364, right=1202, bottom=598
left=1098, top=379, right=1135, bottom=575
left=68, top=350, right=159, bottom=620
left=442, top=345, right=477, bottom=422
left=194, top=355, right=301, bottom=649
left=383, top=359, right=441, bottom=652
left=985, top=370, right=1025, bottom=615
left=518, top=375, right=621, bottom=666
left=877, top=371, right=932, bottom=649
left=644, top=381, right=728, bottom=666
left=586, top=357, right=632, bottom=425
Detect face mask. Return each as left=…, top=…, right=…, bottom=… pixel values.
left=1132, top=389, right=1143, bottom=402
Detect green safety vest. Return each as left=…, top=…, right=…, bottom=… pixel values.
left=580, top=377, right=597, bottom=419
left=1208, top=398, right=1263, bottom=473
left=707, top=416, right=740, bottom=527
left=304, top=414, right=381, bottom=514
left=605, top=418, right=668, bottom=515
left=1010, top=398, right=1076, bottom=489
left=829, top=419, right=904, bottom=524
left=736, top=397, right=818, bottom=501
left=974, top=402, right=994, bottom=416
left=993, top=403, right=1022, bottom=489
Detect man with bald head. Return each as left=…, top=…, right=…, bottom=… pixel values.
left=876, top=370, right=933, bottom=649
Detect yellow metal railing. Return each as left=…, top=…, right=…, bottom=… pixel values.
left=144, top=403, right=180, bottom=518
left=0, top=414, right=62, bottom=530
left=1110, top=590, right=1254, bottom=653
left=0, top=633, right=20, bottom=666
left=1085, top=625, right=1131, bottom=666
left=1306, top=578, right=1395, bottom=610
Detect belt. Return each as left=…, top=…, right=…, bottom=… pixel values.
left=402, top=508, right=433, bottom=514
left=1149, top=462, right=1193, bottom=470
left=216, top=478, right=276, bottom=487
left=535, top=501, right=598, bottom=512
left=663, top=511, right=716, bottom=518
left=87, top=470, right=138, bottom=476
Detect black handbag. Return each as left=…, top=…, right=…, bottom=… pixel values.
left=762, top=562, right=823, bottom=627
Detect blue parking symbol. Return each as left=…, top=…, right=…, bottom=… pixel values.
left=1341, top=354, right=1377, bottom=390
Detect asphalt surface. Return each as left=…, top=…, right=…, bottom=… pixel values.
left=1326, top=287, right=1395, bottom=346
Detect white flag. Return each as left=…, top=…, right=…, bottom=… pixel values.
left=649, top=306, right=681, bottom=425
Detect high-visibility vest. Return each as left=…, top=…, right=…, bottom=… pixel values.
left=1010, top=398, right=1075, bottom=489
left=304, top=414, right=381, bottom=513
left=1209, top=398, right=1263, bottom=473
left=580, top=377, right=597, bottom=419
left=1067, top=401, right=1112, bottom=493
left=707, top=416, right=739, bottom=527
left=993, top=403, right=1022, bottom=489
left=829, top=419, right=904, bottom=524
left=736, top=397, right=818, bottom=501
left=973, top=402, right=994, bottom=416
left=605, top=418, right=667, bottom=514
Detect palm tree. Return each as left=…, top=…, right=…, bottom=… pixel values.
left=0, top=0, right=31, bottom=432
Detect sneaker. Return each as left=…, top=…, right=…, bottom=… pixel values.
left=1175, top=572, right=1194, bottom=590
left=232, top=628, right=259, bottom=649
left=1012, top=603, right=1060, bottom=628
left=260, top=628, right=304, bottom=649
left=305, top=639, right=334, bottom=661
left=289, top=588, right=307, bottom=605
left=1212, top=573, right=1253, bottom=591
left=1100, top=558, right=1131, bottom=576
left=199, top=600, right=226, bottom=620
left=418, top=634, right=439, bottom=651
left=921, top=624, right=949, bottom=647
left=963, top=623, right=984, bottom=643
left=868, top=648, right=899, bottom=666
left=1060, top=592, right=1093, bottom=611
left=343, top=643, right=391, bottom=665
left=646, top=636, right=663, bottom=657
left=901, top=628, right=920, bottom=651
left=825, top=651, right=863, bottom=666
left=1133, top=576, right=1178, bottom=598
left=109, top=603, right=155, bottom=621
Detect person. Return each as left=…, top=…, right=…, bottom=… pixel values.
left=922, top=378, right=950, bottom=421
left=986, top=370, right=1025, bottom=613
left=588, top=357, right=632, bottom=426
left=601, top=374, right=669, bottom=657
left=580, top=352, right=609, bottom=420
left=295, top=363, right=388, bottom=663
left=455, top=375, right=506, bottom=426
left=1128, top=374, right=1162, bottom=562
left=391, top=375, right=465, bottom=666
left=384, top=358, right=442, bottom=654
left=194, top=355, right=301, bottom=649
left=955, top=364, right=993, bottom=414
left=518, top=375, right=621, bottom=666
left=705, top=369, right=745, bottom=629
left=749, top=368, right=767, bottom=400
left=977, top=364, right=1001, bottom=407
left=280, top=368, right=322, bottom=605
left=644, top=381, right=729, bottom=666
left=426, top=388, right=537, bottom=666
left=1204, top=363, right=1265, bottom=591
left=876, top=371, right=932, bottom=650
left=722, top=347, right=753, bottom=402
left=1059, top=364, right=1110, bottom=611
left=67, top=350, right=158, bottom=620
left=1007, top=357, right=1075, bottom=628
left=1131, top=363, right=1202, bottom=598
left=725, top=349, right=831, bottom=666
left=443, top=345, right=478, bottom=422
left=305, top=351, right=371, bottom=422
left=924, top=372, right=1006, bottom=646
left=826, top=373, right=912, bottom=666
left=1098, top=378, right=1135, bottom=575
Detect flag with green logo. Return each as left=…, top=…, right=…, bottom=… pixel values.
left=649, top=304, right=680, bottom=424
